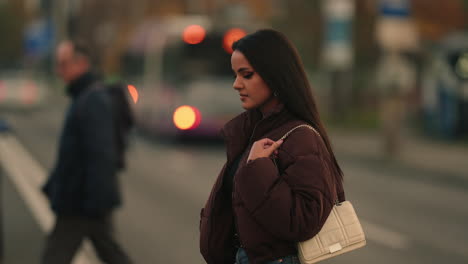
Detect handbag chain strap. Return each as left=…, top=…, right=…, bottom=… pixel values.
left=279, top=124, right=320, bottom=141
left=278, top=124, right=342, bottom=206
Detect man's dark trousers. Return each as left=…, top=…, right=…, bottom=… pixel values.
left=41, top=214, right=132, bottom=264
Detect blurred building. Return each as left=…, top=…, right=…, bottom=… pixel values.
left=413, top=0, right=467, bottom=41
left=49, top=0, right=281, bottom=74
left=1, top=0, right=467, bottom=112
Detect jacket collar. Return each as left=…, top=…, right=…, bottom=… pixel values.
left=66, top=71, right=99, bottom=99
left=261, top=103, right=285, bottom=119
left=221, top=103, right=296, bottom=163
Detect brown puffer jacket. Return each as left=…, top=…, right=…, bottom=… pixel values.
left=199, top=105, right=344, bottom=264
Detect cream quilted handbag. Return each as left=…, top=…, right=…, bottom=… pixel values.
left=279, top=125, right=366, bottom=263
left=297, top=200, right=366, bottom=263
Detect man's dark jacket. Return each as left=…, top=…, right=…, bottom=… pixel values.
left=43, top=72, right=121, bottom=217
left=199, top=106, right=345, bottom=264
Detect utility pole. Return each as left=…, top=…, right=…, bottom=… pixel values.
left=376, top=0, right=418, bottom=156
left=52, top=0, right=68, bottom=43
left=321, top=0, right=355, bottom=122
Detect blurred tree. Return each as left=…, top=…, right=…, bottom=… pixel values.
left=413, top=0, right=467, bottom=41
left=68, top=0, right=188, bottom=75
left=351, top=0, right=379, bottom=110
left=353, top=0, right=378, bottom=67
left=0, top=0, right=26, bottom=68
left=270, top=0, right=322, bottom=70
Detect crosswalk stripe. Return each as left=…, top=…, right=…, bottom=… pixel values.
left=0, top=133, right=97, bottom=264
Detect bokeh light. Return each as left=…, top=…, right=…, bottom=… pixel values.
left=173, top=105, right=201, bottom=130
left=223, top=28, right=247, bottom=54
left=455, top=52, right=468, bottom=78
left=182, top=25, right=206, bottom=45
left=127, top=84, right=139, bottom=104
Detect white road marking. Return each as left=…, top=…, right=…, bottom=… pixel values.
left=0, top=133, right=98, bottom=264
left=361, top=220, right=411, bottom=249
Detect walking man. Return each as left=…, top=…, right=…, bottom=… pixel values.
left=41, top=40, right=132, bottom=264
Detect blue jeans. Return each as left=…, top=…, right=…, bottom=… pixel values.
left=235, top=248, right=300, bottom=264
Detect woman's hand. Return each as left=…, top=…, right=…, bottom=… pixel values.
left=247, top=138, right=283, bottom=163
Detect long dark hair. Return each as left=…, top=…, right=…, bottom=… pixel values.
left=232, top=29, right=343, bottom=181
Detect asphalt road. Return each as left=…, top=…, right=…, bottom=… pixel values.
left=1, top=97, right=467, bottom=264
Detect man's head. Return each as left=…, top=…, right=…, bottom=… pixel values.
left=55, top=40, right=91, bottom=83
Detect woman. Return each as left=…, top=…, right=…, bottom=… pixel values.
left=199, top=29, right=345, bottom=264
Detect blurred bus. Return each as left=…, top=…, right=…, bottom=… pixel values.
left=128, top=18, right=247, bottom=141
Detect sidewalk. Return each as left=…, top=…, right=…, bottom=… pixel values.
left=331, top=129, right=468, bottom=183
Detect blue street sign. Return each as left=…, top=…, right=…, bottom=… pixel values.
left=325, top=19, right=352, bottom=43
left=379, top=0, right=410, bottom=17
left=24, top=18, right=54, bottom=58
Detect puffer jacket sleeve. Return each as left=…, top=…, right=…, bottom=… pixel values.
left=234, top=128, right=335, bottom=242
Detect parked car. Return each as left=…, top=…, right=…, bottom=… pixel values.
left=421, top=32, right=468, bottom=139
